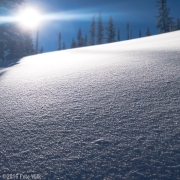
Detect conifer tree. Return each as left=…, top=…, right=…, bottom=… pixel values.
left=106, top=16, right=116, bottom=43
left=156, top=0, right=172, bottom=33
left=139, top=30, right=142, bottom=38
left=58, top=32, right=62, bottom=50
left=70, top=38, right=77, bottom=48
left=146, top=28, right=151, bottom=36
left=77, top=27, right=84, bottom=47
left=117, top=29, right=120, bottom=41
left=126, top=23, right=130, bottom=40
left=89, top=16, right=96, bottom=45
left=97, top=12, right=104, bottom=44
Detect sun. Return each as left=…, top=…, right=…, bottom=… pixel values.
left=17, top=7, right=42, bottom=29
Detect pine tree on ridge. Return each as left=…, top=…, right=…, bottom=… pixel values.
left=89, top=16, right=96, bottom=45
left=97, top=11, right=104, bottom=44
left=156, top=0, right=172, bottom=33
left=106, top=16, right=116, bottom=43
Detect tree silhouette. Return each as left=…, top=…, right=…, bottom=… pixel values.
left=89, top=16, right=96, bottom=45
left=146, top=28, right=151, bottom=36
left=97, top=12, right=104, bottom=44
left=77, top=28, right=84, bottom=47
left=70, top=38, right=77, bottom=48
left=106, top=16, right=116, bottom=43
left=156, top=0, right=172, bottom=33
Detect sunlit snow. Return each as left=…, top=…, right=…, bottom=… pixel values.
left=0, top=31, right=180, bottom=179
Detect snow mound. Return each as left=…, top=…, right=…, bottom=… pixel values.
left=0, top=31, right=180, bottom=179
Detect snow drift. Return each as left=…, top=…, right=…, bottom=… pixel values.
left=0, top=31, right=180, bottom=179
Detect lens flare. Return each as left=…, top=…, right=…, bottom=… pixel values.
left=17, top=7, right=41, bottom=29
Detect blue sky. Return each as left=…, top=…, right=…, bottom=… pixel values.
left=28, top=0, right=180, bottom=52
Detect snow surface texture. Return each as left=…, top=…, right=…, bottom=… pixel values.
left=0, top=31, right=180, bottom=180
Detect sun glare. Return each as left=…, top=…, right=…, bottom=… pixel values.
left=17, top=7, right=41, bottom=29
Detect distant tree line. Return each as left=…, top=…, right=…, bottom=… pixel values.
left=57, top=13, right=120, bottom=51
left=58, top=0, right=179, bottom=51
left=0, top=0, right=180, bottom=61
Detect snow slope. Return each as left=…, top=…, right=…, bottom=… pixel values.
left=0, top=31, right=180, bottom=180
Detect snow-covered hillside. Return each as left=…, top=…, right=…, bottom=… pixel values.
left=0, top=31, right=180, bottom=180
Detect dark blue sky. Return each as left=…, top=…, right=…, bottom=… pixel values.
left=28, top=0, right=180, bottom=52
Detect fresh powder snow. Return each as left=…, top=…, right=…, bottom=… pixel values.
left=0, top=31, right=180, bottom=179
